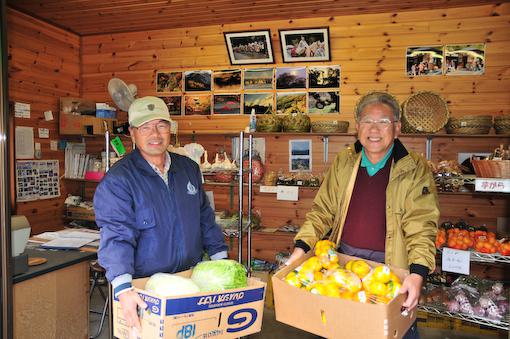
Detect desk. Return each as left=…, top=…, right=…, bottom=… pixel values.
left=13, top=248, right=96, bottom=339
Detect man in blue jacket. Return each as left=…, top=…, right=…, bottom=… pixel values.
left=94, top=96, right=228, bottom=331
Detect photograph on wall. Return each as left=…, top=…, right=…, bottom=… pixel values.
left=308, top=92, right=339, bottom=113
left=406, top=46, right=443, bottom=76
left=156, top=71, right=183, bottom=92
left=445, top=44, right=485, bottom=75
left=276, top=92, right=307, bottom=114
left=279, top=27, right=330, bottom=63
left=276, top=67, right=306, bottom=89
left=224, top=30, right=274, bottom=65
left=159, top=96, right=182, bottom=115
left=213, top=69, right=242, bottom=91
left=213, top=94, right=241, bottom=114
left=184, top=95, right=212, bottom=115
left=244, top=93, right=273, bottom=114
left=308, top=65, right=340, bottom=88
left=184, top=70, right=212, bottom=91
left=16, top=160, right=60, bottom=202
left=289, top=139, right=312, bottom=172
left=244, top=68, right=274, bottom=89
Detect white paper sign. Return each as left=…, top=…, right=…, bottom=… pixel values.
left=44, top=110, right=54, bottom=121
left=259, top=185, right=278, bottom=193
left=15, top=126, right=34, bottom=159
left=475, top=178, right=510, bottom=193
left=442, top=247, right=470, bottom=275
left=276, top=186, right=299, bottom=201
left=50, top=140, right=58, bottom=151
left=14, top=102, right=30, bottom=118
left=38, top=128, right=49, bottom=138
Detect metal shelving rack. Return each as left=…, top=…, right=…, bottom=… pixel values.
left=418, top=304, right=510, bottom=331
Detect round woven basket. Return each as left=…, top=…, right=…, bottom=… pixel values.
left=311, top=120, right=349, bottom=133
left=494, top=115, right=510, bottom=135
left=281, top=112, right=311, bottom=132
left=402, top=92, right=449, bottom=133
left=256, top=113, right=281, bottom=132
left=446, top=115, right=493, bottom=135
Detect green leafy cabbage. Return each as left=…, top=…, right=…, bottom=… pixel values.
left=145, top=273, right=200, bottom=297
left=191, top=259, right=247, bottom=292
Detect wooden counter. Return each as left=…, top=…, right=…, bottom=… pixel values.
left=13, top=248, right=96, bottom=339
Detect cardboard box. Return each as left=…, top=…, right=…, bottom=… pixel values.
left=272, top=252, right=416, bottom=339
left=113, top=271, right=266, bottom=339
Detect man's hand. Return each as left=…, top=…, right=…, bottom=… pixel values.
left=118, top=289, right=148, bottom=332
left=399, top=273, right=423, bottom=311
left=286, top=247, right=305, bottom=266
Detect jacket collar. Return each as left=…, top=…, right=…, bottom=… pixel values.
left=354, top=138, right=408, bottom=164
left=131, top=148, right=181, bottom=175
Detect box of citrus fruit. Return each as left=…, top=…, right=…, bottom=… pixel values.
left=272, top=240, right=416, bottom=339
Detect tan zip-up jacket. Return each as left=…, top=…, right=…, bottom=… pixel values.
left=295, top=139, right=439, bottom=272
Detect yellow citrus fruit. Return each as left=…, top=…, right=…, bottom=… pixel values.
left=372, top=265, right=392, bottom=283
left=310, top=282, right=327, bottom=296
left=351, top=260, right=371, bottom=279
left=387, top=280, right=401, bottom=298
left=302, top=256, right=323, bottom=272
left=330, top=269, right=362, bottom=293
left=368, top=281, right=390, bottom=297
left=284, top=271, right=302, bottom=288
left=323, top=281, right=341, bottom=298
left=345, top=260, right=354, bottom=271
left=389, top=272, right=400, bottom=284
left=313, top=271, right=325, bottom=282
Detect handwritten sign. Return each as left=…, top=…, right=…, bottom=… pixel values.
left=276, top=186, right=299, bottom=201
left=442, top=247, right=470, bottom=275
left=475, top=178, right=510, bottom=193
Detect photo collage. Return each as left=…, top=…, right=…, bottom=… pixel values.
left=156, top=65, right=341, bottom=116
left=406, top=44, right=485, bottom=76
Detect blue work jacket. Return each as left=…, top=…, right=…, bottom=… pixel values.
left=94, top=148, right=227, bottom=282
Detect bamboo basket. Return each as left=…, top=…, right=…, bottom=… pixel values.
left=446, top=115, right=493, bottom=135
left=494, top=115, right=510, bottom=135
left=472, top=159, right=510, bottom=178
left=402, top=92, right=449, bottom=133
left=281, top=112, right=311, bottom=132
left=311, top=120, right=349, bottom=133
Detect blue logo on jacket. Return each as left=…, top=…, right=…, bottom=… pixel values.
left=187, top=181, right=197, bottom=195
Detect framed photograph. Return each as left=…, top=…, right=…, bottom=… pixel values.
left=159, top=96, right=182, bottom=115
left=445, top=44, right=485, bottom=75
left=289, top=139, right=312, bottom=172
left=276, top=67, right=307, bottom=89
left=406, top=46, right=443, bottom=76
left=279, top=27, right=330, bottom=63
left=213, top=69, right=242, bottom=91
left=213, top=94, right=241, bottom=114
left=224, top=30, right=275, bottom=65
left=308, top=91, right=339, bottom=114
left=244, top=68, right=274, bottom=89
left=308, top=65, right=340, bottom=88
left=156, top=71, right=182, bottom=92
left=244, top=93, right=273, bottom=114
left=184, top=95, right=212, bottom=115
left=184, top=70, right=212, bottom=91
left=276, top=92, right=307, bottom=114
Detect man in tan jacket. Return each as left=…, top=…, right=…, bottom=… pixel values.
left=287, top=92, right=439, bottom=337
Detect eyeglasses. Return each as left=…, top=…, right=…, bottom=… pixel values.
left=358, top=118, right=395, bottom=128
left=136, top=121, right=171, bottom=136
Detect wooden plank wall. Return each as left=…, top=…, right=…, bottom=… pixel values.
left=81, top=3, right=510, bottom=134
left=7, top=9, right=81, bottom=234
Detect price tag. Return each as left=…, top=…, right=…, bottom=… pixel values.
left=475, top=178, right=510, bottom=193
left=442, top=247, right=470, bottom=275
left=259, top=185, right=277, bottom=193
left=276, top=186, right=299, bottom=201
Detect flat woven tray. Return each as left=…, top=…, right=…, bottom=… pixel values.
left=402, top=92, right=449, bottom=133
left=446, top=115, right=493, bottom=135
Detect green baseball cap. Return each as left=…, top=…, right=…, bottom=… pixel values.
left=128, top=96, right=171, bottom=127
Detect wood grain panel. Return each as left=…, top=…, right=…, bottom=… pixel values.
left=8, top=9, right=81, bottom=233
left=77, top=3, right=510, bottom=135
left=8, top=1, right=505, bottom=35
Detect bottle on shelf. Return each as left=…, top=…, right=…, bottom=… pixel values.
left=249, top=108, right=257, bottom=133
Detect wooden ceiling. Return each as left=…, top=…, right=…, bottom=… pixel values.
left=7, top=0, right=505, bottom=36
